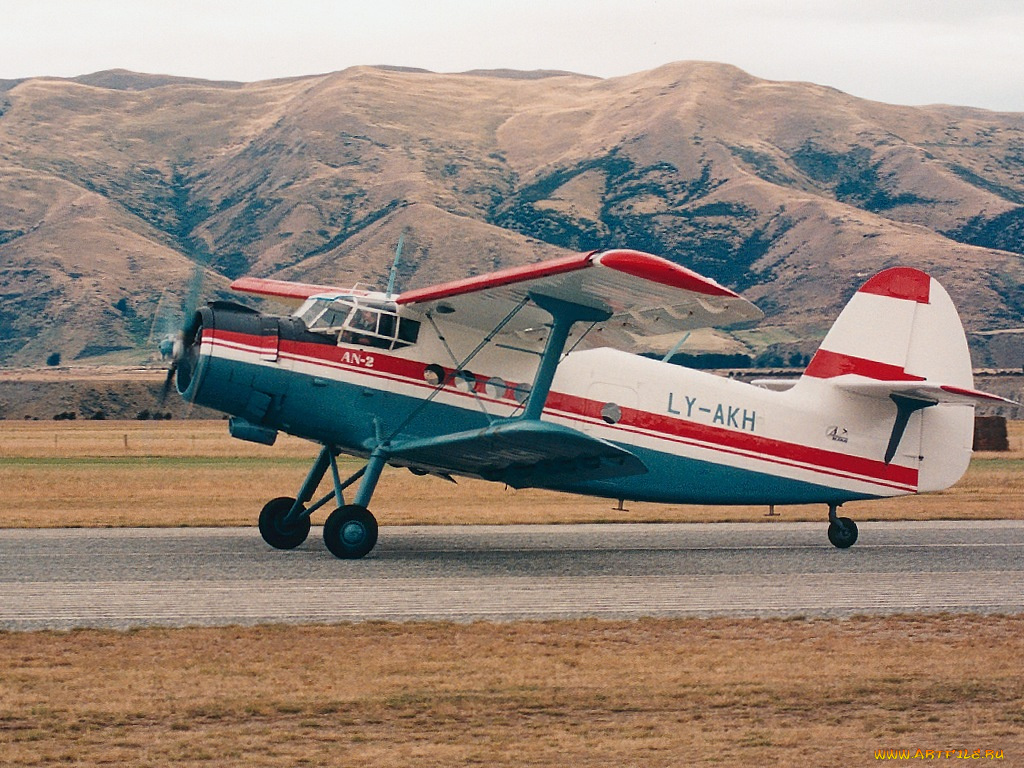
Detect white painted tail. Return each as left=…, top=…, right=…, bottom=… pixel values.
left=800, top=267, right=1010, bottom=493
left=804, top=268, right=972, bottom=389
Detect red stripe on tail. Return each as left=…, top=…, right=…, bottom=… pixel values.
left=804, top=349, right=926, bottom=381
left=857, top=267, right=931, bottom=303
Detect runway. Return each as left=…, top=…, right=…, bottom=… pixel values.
left=2, top=521, right=1022, bottom=630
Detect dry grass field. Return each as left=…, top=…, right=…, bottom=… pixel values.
left=0, top=420, right=1022, bottom=528
left=1, top=616, right=1021, bottom=766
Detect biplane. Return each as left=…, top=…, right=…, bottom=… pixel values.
left=168, top=248, right=1011, bottom=558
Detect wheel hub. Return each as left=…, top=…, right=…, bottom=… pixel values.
left=341, top=521, right=366, bottom=546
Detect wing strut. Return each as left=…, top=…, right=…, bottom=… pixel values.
left=521, top=293, right=611, bottom=421
left=381, top=291, right=645, bottom=489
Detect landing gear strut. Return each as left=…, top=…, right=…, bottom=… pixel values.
left=322, top=447, right=387, bottom=559
left=257, top=444, right=386, bottom=559
left=826, top=504, right=858, bottom=549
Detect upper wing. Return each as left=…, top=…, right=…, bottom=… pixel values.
left=397, top=249, right=763, bottom=350
left=230, top=277, right=355, bottom=306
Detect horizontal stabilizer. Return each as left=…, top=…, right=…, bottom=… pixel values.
left=832, top=380, right=1017, bottom=406
left=387, top=420, right=648, bottom=488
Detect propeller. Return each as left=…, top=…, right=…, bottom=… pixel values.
left=147, top=290, right=179, bottom=362
left=159, top=260, right=205, bottom=404
left=158, top=331, right=185, bottom=404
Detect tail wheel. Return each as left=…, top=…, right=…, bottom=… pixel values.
left=827, top=516, right=859, bottom=549
left=324, top=504, right=378, bottom=559
left=259, top=496, right=311, bottom=550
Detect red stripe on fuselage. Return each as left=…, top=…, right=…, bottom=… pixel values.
left=204, top=328, right=918, bottom=491
left=543, top=392, right=916, bottom=490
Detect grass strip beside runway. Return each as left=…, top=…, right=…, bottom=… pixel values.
left=1, top=615, right=1021, bottom=766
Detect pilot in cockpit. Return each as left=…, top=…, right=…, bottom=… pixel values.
left=341, top=308, right=380, bottom=346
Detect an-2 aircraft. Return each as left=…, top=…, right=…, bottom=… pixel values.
left=168, top=248, right=1012, bottom=558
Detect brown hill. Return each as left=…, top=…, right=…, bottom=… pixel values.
left=1, top=61, right=1023, bottom=368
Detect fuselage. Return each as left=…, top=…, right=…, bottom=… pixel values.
left=178, top=299, right=948, bottom=508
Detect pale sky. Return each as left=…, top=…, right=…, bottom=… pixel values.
left=1, top=0, right=1022, bottom=111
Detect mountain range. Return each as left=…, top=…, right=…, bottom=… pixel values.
left=1, top=61, right=1023, bottom=368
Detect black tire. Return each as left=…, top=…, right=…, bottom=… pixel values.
left=827, top=516, right=859, bottom=549
left=323, top=505, right=378, bottom=559
left=258, top=496, right=311, bottom=550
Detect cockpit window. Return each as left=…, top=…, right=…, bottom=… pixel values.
left=296, top=298, right=337, bottom=330
left=316, top=308, right=349, bottom=330
left=296, top=296, right=420, bottom=350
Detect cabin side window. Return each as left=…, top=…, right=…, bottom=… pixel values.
left=397, top=316, right=420, bottom=345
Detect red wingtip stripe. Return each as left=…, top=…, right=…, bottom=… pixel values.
left=858, top=267, right=931, bottom=304
left=595, top=249, right=740, bottom=298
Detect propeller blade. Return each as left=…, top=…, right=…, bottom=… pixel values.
left=159, top=361, right=177, bottom=404
left=158, top=258, right=204, bottom=405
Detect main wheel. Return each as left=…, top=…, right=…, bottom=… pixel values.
left=827, top=516, right=859, bottom=549
left=323, top=504, right=378, bottom=559
left=259, top=496, right=311, bottom=550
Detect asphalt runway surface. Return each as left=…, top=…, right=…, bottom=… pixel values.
left=2, top=521, right=1022, bottom=630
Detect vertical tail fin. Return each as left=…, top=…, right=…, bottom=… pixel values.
left=800, top=267, right=1011, bottom=492
left=803, top=267, right=973, bottom=388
